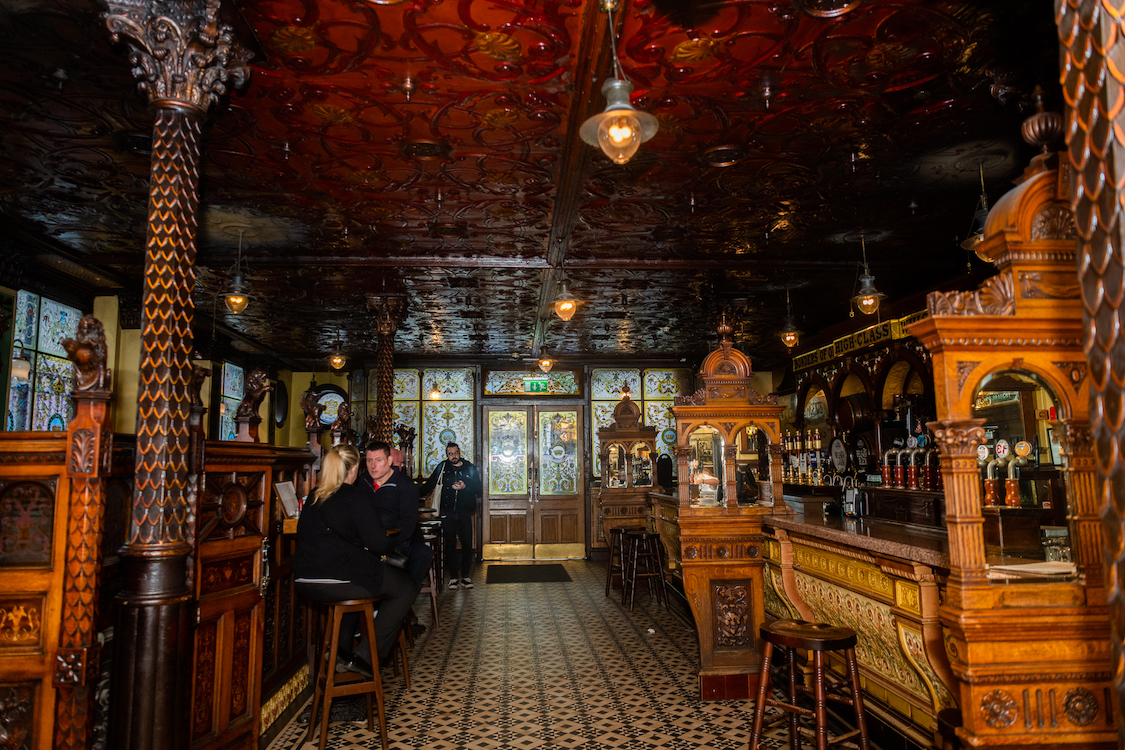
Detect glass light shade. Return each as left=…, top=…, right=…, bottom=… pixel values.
left=579, top=78, right=659, bottom=166
left=10, top=348, right=31, bottom=381
left=778, top=316, right=802, bottom=349
left=852, top=273, right=886, bottom=315
left=553, top=279, right=578, bottom=321
left=224, top=273, right=250, bottom=314
left=538, top=356, right=553, bottom=373
left=329, top=353, right=347, bottom=370
left=961, top=204, right=990, bottom=260
left=597, top=113, right=642, bottom=165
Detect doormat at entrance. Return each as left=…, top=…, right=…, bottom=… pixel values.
left=486, top=564, right=572, bottom=584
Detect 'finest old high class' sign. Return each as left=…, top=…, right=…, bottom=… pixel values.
left=792, top=310, right=927, bottom=371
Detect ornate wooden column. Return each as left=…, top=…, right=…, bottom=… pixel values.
left=929, top=420, right=988, bottom=596
left=102, top=3, right=248, bottom=748
left=365, top=292, right=407, bottom=443
left=53, top=316, right=113, bottom=750
left=1058, top=1, right=1125, bottom=736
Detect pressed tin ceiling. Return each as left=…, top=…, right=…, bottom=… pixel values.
left=0, top=0, right=1060, bottom=372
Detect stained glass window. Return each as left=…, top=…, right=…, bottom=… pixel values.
left=422, top=400, right=474, bottom=477
left=219, top=362, right=244, bottom=441
left=6, top=291, right=81, bottom=432
left=483, top=370, right=581, bottom=396
left=589, top=368, right=689, bottom=477
left=422, top=369, right=473, bottom=400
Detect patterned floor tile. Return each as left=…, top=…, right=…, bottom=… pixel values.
left=267, top=561, right=798, bottom=750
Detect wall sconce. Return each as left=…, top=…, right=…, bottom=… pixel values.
left=778, top=289, right=803, bottom=350
left=553, top=278, right=578, bottom=321
left=851, top=236, right=885, bottom=316
left=224, top=230, right=251, bottom=314
left=10, top=339, right=31, bottom=382
left=578, top=0, right=658, bottom=165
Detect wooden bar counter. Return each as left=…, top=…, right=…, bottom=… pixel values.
left=761, top=512, right=955, bottom=748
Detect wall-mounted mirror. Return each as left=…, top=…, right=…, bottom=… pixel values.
left=971, top=370, right=1070, bottom=578
left=688, top=426, right=723, bottom=505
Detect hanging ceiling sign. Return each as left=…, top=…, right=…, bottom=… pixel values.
left=793, top=310, right=928, bottom=371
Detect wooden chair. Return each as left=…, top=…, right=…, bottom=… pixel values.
left=306, top=598, right=388, bottom=750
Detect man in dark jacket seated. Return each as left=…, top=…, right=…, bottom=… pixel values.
left=359, top=441, right=434, bottom=585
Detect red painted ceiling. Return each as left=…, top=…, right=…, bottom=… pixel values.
left=0, top=0, right=1059, bottom=372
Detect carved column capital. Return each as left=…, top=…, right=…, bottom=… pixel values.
left=927, top=419, right=986, bottom=457
left=673, top=446, right=693, bottom=460
left=104, top=0, right=250, bottom=112
left=366, top=292, right=408, bottom=336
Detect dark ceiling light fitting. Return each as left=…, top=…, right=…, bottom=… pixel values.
left=553, top=278, right=578, bottom=321
left=778, top=288, right=803, bottom=350
left=960, top=161, right=990, bottom=260
left=10, top=339, right=31, bottom=382
left=224, top=230, right=251, bottom=315
left=579, top=0, right=658, bottom=165
left=851, top=235, right=886, bottom=316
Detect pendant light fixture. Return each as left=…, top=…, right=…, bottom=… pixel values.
left=579, top=0, right=658, bottom=165
left=10, top=339, right=31, bottom=382
left=778, top=289, right=803, bottom=350
left=553, top=278, right=578, bottom=321
left=538, top=350, right=554, bottom=373
left=224, top=230, right=251, bottom=314
left=960, top=161, right=990, bottom=260
left=851, top=235, right=885, bottom=316
left=328, top=326, right=347, bottom=371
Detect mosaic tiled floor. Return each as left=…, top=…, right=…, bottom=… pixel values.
left=268, top=560, right=794, bottom=750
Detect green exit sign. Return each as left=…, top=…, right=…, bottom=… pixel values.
left=523, top=376, right=549, bottom=394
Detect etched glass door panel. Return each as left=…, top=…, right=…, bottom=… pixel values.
left=483, top=408, right=531, bottom=556
left=535, top=409, right=583, bottom=556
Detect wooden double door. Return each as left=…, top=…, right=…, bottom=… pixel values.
left=482, top=405, right=585, bottom=560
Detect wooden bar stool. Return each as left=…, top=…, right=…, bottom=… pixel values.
left=306, top=597, right=388, bottom=750
left=748, top=619, right=870, bottom=750
left=605, top=527, right=627, bottom=596
left=622, top=530, right=668, bottom=610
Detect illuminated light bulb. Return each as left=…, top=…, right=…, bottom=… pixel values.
left=598, top=113, right=642, bottom=164
left=329, top=354, right=347, bottom=370
left=224, top=292, right=249, bottom=314
left=852, top=273, right=886, bottom=316
left=780, top=329, right=800, bottom=349
left=553, top=279, right=578, bottom=321
left=579, top=79, right=658, bottom=167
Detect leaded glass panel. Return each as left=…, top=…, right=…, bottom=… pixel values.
left=643, top=369, right=692, bottom=400
left=36, top=298, right=80, bottom=358
left=591, top=401, right=617, bottom=477
left=422, top=401, right=474, bottom=475
left=14, top=291, right=38, bottom=351
left=219, top=397, right=239, bottom=440
left=392, top=401, right=421, bottom=476
left=32, top=353, right=75, bottom=431
left=591, top=369, right=641, bottom=400
left=222, top=362, right=245, bottom=400
left=488, top=410, right=527, bottom=495
left=350, top=370, right=365, bottom=401
left=422, top=369, right=473, bottom=400
left=539, top=410, right=578, bottom=495
left=645, top=401, right=679, bottom=462
left=483, top=370, right=580, bottom=396
left=6, top=351, right=34, bottom=431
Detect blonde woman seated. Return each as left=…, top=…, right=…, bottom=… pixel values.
left=295, top=445, right=421, bottom=676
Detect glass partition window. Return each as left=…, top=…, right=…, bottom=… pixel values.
left=6, top=290, right=82, bottom=432
left=631, top=442, right=653, bottom=487
left=688, top=426, right=723, bottom=505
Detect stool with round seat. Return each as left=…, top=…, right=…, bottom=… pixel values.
left=306, top=597, right=388, bottom=750
left=622, top=530, right=668, bottom=610
left=605, top=527, right=627, bottom=597
left=748, top=619, right=870, bottom=750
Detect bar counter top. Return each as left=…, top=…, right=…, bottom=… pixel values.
left=763, top=512, right=951, bottom=569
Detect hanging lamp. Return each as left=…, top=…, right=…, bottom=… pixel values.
left=553, top=278, right=578, bottom=321
left=960, top=161, right=991, bottom=260
left=778, top=289, right=803, bottom=349
left=579, top=0, right=658, bottom=165
left=224, top=230, right=251, bottom=314
left=851, top=235, right=886, bottom=316
left=538, top=349, right=554, bottom=373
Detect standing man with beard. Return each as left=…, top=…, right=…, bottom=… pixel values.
left=420, top=442, right=481, bottom=589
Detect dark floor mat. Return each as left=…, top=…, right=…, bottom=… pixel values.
left=486, top=564, right=572, bottom=584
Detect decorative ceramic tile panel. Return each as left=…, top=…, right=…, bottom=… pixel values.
left=219, top=397, right=239, bottom=441
left=14, top=290, right=38, bottom=351
left=644, top=401, right=678, bottom=459
left=392, top=369, right=419, bottom=401
left=32, top=353, right=75, bottom=431
left=6, top=351, right=34, bottom=431
left=643, top=368, right=692, bottom=400
left=591, top=401, right=618, bottom=477
left=349, top=370, right=365, bottom=401
left=794, top=570, right=926, bottom=699
left=222, top=362, right=245, bottom=400
left=422, top=401, right=474, bottom=475
left=483, top=370, right=581, bottom=396
left=591, top=369, right=641, bottom=400
left=36, top=298, right=81, bottom=358
left=422, top=369, right=473, bottom=400
left=486, top=410, right=528, bottom=495
left=391, top=401, right=420, bottom=476
left=539, top=410, right=578, bottom=495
